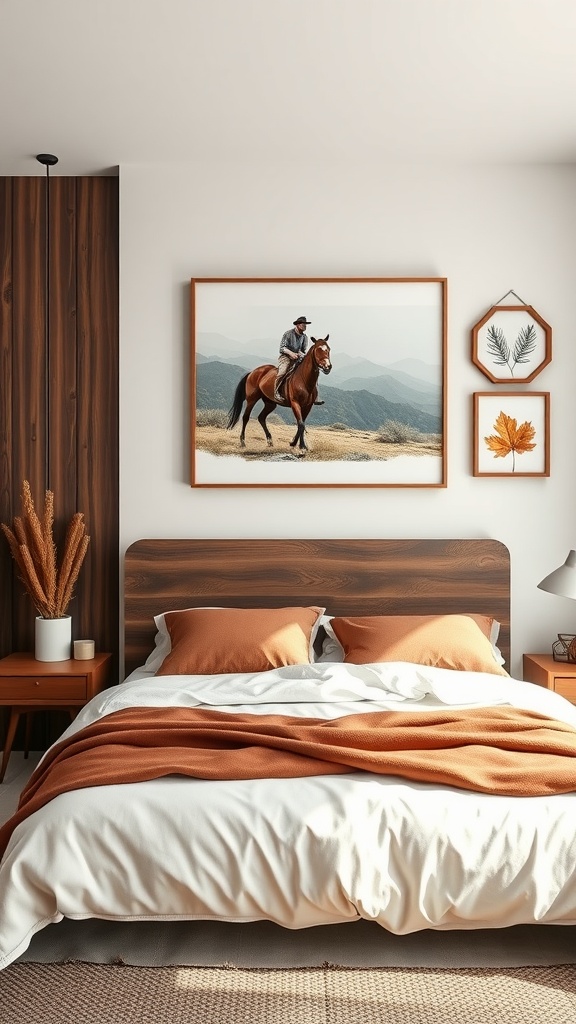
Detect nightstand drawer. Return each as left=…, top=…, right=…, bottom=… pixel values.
left=0, top=676, right=87, bottom=700
left=523, top=654, right=576, bottom=706
left=554, top=678, right=576, bottom=703
left=0, top=652, right=112, bottom=783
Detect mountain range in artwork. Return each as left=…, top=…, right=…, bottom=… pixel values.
left=195, top=333, right=442, bottom=434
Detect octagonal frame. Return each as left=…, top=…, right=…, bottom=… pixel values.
left=471, top=304, right=552, bottom=383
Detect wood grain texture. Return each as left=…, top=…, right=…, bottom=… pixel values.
left=76, top=177, right=119, bottom=672
left=0, top=179, right=13, bottom=661
left=124, top=539, right=510, bottom=676
left=0, top=176, right=119, bottom=731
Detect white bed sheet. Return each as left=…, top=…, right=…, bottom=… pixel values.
left=2, top=661, right=576, bottom=970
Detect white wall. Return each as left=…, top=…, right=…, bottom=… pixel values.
left=120, top=161, right=576, bottom=677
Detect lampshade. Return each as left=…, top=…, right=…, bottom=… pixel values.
left=537, top=551, right=576, bottom=599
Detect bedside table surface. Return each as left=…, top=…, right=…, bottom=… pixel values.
left=523, top=652, right=576, bottom=672
left=0, top=652, right=111, bottom=675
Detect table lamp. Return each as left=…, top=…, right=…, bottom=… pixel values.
left=538, top=550, right=576, bottom=660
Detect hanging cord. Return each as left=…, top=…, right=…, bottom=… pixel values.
left=36, top=154, right=58, bottom=492
left=493, top=288, right=528, bottom=306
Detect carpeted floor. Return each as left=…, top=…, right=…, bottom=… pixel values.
left=2, top=961, right=576, bottom=1024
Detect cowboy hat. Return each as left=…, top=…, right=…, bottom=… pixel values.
left=293, top=316, right=311, bottom=325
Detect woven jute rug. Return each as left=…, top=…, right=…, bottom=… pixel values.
left=2, top=962, right=576, bottom=1024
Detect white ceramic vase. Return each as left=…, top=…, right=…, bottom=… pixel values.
left=35, top=615, right=72, bottom=662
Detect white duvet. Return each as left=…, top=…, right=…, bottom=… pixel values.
left=2, top=661, right=576, bottom=970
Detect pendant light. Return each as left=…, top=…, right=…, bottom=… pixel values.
left=36, top=153, right=58, bottom=492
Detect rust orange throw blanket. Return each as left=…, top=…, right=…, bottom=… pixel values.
left=2, top=704, right=576, bottom=860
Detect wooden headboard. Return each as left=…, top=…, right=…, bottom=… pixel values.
left=124, top=539, right=510, bottom=677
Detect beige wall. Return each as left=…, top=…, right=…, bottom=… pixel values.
left=119, top=161, right=576, bottom=676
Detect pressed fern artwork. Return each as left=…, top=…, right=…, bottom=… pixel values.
left=484, top=410, right=536, bottom=472
left=485, top=322, right=537, bottom=377
left=471, top=304, right=551, bottom=383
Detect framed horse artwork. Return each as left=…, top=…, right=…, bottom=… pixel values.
left=190, top=277, right=447, bottom=488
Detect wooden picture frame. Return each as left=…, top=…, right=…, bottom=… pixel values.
left=471, top=304, right=552, bottom=383
left=473, top=392, right=550, bottom=477
left=190, top=277, right=447, bottom=488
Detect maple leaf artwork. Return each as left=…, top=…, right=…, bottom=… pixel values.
left=484, top=410, right=536, bottom=472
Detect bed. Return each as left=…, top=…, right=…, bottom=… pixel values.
left=2, top=537, right=576, bottom=972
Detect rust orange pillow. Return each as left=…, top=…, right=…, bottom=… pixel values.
left=326, top=614, right=509, bottom=676
left=156, top=606, right=325, bottom=675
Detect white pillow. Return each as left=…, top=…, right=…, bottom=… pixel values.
left=315, top=614, right=345, bottom=663
left=489, top=619, right=506, bottom=666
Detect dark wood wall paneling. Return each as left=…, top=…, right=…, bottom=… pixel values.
left=0, top=175, right=119, bottom=746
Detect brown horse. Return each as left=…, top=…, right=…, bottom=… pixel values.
left=227, top=336, right=332, bottom=453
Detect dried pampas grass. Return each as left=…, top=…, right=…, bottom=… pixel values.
left=1, top=480, right=90, bottom=619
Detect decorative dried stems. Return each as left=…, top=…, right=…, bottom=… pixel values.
left=1, top=480, right=90, bottom=619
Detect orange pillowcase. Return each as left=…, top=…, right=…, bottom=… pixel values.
left=327, top=614, right=508, bottom=676
left=157, top=606, right=324, bottom=676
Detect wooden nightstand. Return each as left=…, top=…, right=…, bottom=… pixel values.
left=0, top=652, right=112, bottom=782
left=523, top=653, right=576, bottom=705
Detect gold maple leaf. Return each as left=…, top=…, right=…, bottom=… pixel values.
left=484, top=410, right=536, bottom=471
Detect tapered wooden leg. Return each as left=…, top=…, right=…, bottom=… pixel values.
left=1, top=709, right=21, bottom=783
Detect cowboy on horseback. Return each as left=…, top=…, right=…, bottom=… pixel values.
left=274, top=316, right=324, bottom=405
left=228, top=333, right=332, bottom=453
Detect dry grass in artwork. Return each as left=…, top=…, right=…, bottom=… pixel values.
left=196, top=421, right=441, bottom=463
left=1, top=480, right=90, bottom=619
